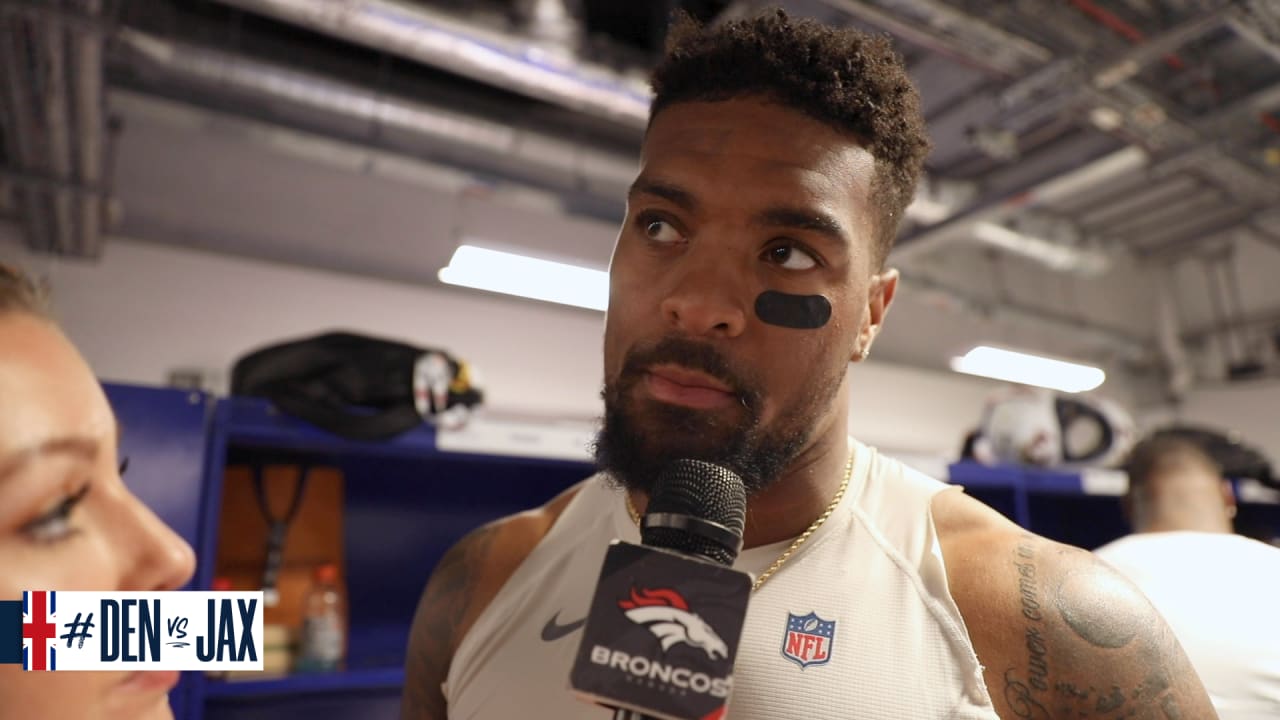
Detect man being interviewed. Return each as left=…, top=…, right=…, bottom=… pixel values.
left=401, top=9, right=1217, bottom=720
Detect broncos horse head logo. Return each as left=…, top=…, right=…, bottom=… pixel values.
left=618, top=587, right=728, bottom=661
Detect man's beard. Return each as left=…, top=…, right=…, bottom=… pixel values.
left=593, top=335, right=841, bottom=496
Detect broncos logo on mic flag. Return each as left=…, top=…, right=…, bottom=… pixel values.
left=619, top=587, right=729, bottom=661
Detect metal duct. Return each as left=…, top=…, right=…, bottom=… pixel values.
left=113, top=29, right=638, bottom=202
left=210, top=0, right=652, bottom=129
left=1155, top=276, right=1194, bottom=400
left=821, top=0, right=1048, bottom=77
left=190, top=0, right=1030, bottom=264
left=0, top=18, right=55, bottom=252
left=971, top=221, right=1110, bottom=276
left=40, top=15, right=77, bottom=254
left=0, top=1, right=106, bottom=258
left=904, top=270, right=1148, bottom=362
left=70, top=0, right=105, bottom=258
left=892, top=146, right=1150, bottom=264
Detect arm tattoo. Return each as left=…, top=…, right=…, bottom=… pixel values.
left=1003, top=537, right=1053, bottom=717
left=401, top=524, right=501, bottom=720
left=1002, top=668, right=1051, bottom=720
left=1053, top=569, right=1138, bottom=650
left=999, top=536, right=1193, bottom=720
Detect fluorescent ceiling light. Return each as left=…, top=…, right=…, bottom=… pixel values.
left=950, top=345, right=1105, bottom=393
left=438, top=244, right=608, bottom=311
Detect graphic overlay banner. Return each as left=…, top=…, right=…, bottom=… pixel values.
left=4, top=591, right=263, bottom=672
left=0, top=600, right=20, bottom=665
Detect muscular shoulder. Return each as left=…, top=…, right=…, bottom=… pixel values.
left=400, top=480, right=585, bottom=719
left=931, top=490, right=1218, bottom=720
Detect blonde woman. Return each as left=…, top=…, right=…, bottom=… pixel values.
left=0, top=265, right=195, bottom=719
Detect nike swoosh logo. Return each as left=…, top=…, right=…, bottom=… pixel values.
left=541, top=612, right=587, bottom=642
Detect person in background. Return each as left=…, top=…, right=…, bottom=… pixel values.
left=1095, top=433, right=1280, bottom=719
left=402, top=9, right=1217, bottom=719
left=0, top=264, right=196, bottom=720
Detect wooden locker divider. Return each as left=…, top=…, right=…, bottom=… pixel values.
left=213, top=465, right=346, bottom=634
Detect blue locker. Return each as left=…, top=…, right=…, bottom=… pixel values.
left=104, top=382, right=214, bottom=720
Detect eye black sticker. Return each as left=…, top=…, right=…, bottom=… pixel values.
left=754, top=291, right=831, bottom=329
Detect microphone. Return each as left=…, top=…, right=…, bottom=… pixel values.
left=570, top=460, right=753, bottom=720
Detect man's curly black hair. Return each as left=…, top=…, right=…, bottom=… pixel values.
left=649, top=9, right=930, bottom=266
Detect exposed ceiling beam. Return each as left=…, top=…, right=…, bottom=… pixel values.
left=882, top=2, right=1261, bottom=266
left=1180, top=303, right=1280, bottom=345
left=903, top=270, right=1150, bottom=362
left=1076, top=174, right=1203, bottom=229
left=1225, top=11, right=1280, bottom=64
left=891, top=145, right=1149, bottom=263
left=0, top=0, right=108, bottom=258
left=1089, top=3, right=1237, bottom=89
left=1138, top=206, right=1266, bottom=261
left=111, top=29, right=638, bottom=206
left=1248, top=221, right=1280, bottom=253
left=819, top=0, right=1047, bottom=77
left=0, top=0, right=112, bottom=35
left=1101, top=192, right=1228, bottom=239
left=208, top=0, right=652, bottom=129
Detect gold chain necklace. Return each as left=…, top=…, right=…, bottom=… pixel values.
left=625, top=450, right=854, bottom=592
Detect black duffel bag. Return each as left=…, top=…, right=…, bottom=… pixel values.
left=230, top=331, right=483, bottom=440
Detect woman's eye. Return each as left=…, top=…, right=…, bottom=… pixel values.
left=641, top=217, right=682, bottom=244
left=22, top=484, right=90, bottom=545
left=767, top=244, right=819, bottom=270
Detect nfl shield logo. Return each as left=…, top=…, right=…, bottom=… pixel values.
left=782, top=611, right=835, bottom=669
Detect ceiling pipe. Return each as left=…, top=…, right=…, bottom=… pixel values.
left=1225, top=12, right=1280, bottom=65
left=970, top=220, right=1110, bottom=276
left=889, top=2, right=1277, bottom=269
left=514, top=0, right=580, bottom=48
left=819, top=0, right=1046, bottom=78
left=69, top=0, right=105, bottom=258
left=1088, top=3, right=1235, bottom=88
left=106, top=82, right=1142, bottom=361
left=209, top=0, right=652, bottom=129
left=0, top=16, right=56, bottom=254
left=891, top=146, right=1150, bottom=263
left=1155, top=273, right=1194, bottom=400
left=203, top=0, right=1047, bottom=268
left=39, top=16, right=77, bottom=255
left=904, top=270, right=1149, bottom=362
left=112, top=28, right=638, bottom=203
left=0, top=2, right=107, bottom=258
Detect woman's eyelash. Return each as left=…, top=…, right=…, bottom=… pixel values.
left=119, top=456, right=130, bottom=476
left=23, top=483, right=92, bottom=544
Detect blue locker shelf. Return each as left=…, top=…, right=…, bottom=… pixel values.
left=103, top=382, right=215, bottom=720
left=192, top=395, right=595, bottom=720
left=204, top=668, right=406, bottom=698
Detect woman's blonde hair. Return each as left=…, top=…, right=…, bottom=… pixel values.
left=0, top=263, right=49, bottom=318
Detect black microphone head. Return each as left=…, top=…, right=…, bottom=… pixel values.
left=641, top=459, right=747, bottom=566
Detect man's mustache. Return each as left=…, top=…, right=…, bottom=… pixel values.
left=617, top=336, right=761, bottom=412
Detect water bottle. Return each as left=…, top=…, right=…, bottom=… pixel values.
left=296, top=563, right=345, bottom=673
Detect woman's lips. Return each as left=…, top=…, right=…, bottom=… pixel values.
left=644, top=367, right=737, bottom=410
left=117, top=669, right=180, bottom=695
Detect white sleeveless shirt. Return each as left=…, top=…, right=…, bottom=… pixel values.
left=444, top=440, right=999, bottom=719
